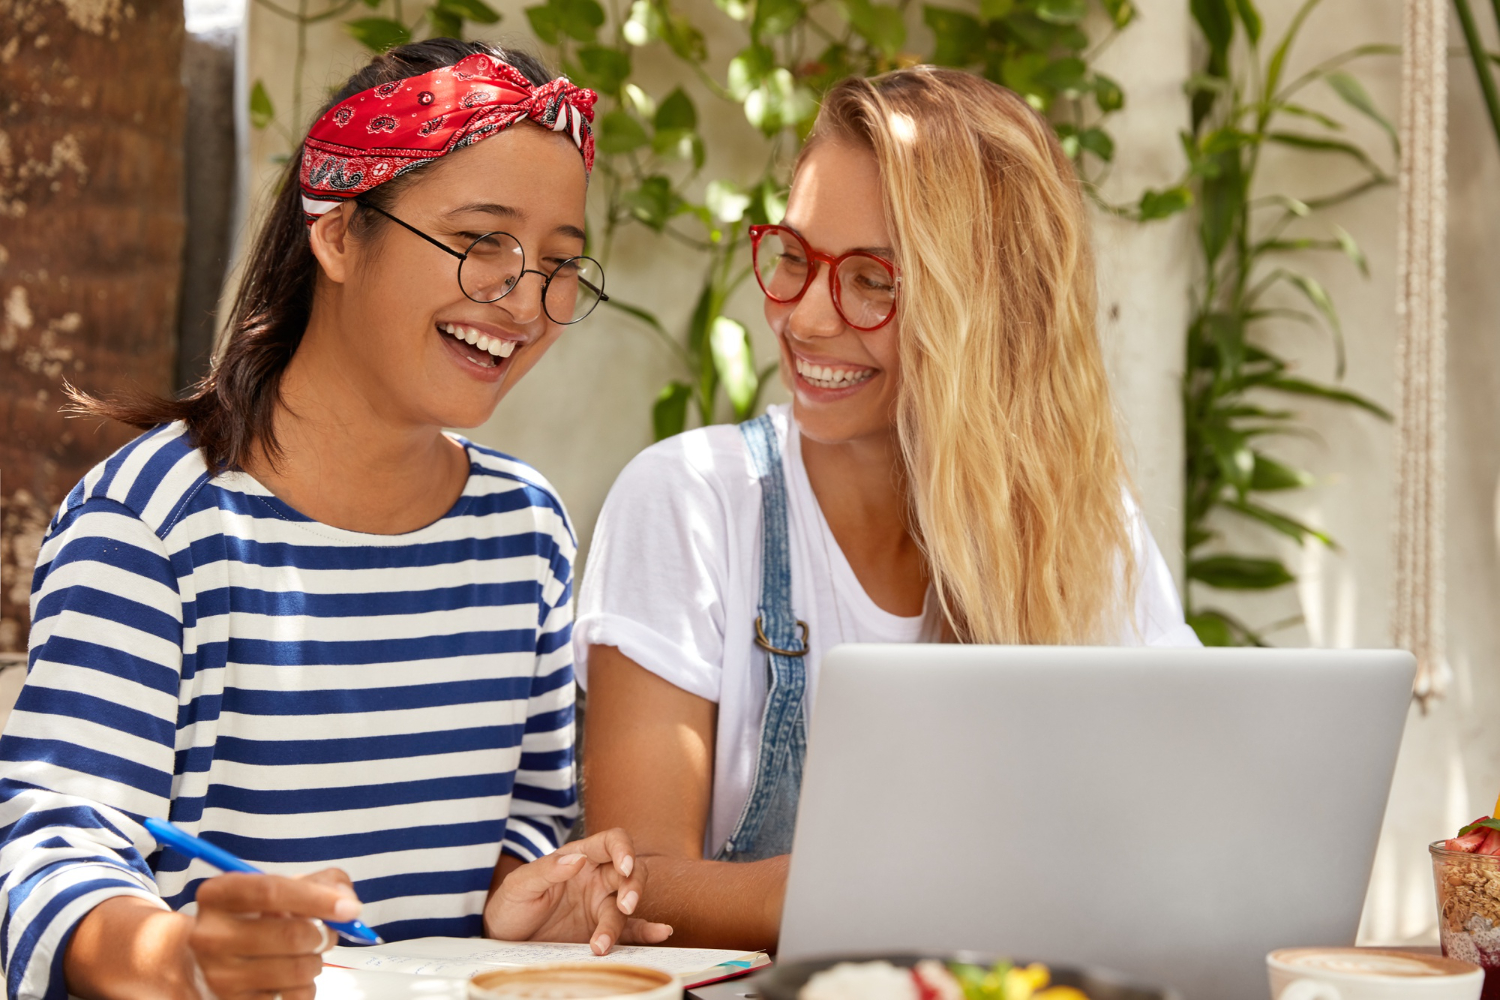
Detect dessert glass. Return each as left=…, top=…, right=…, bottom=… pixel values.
left=1432, top=841, right=1500, bottom=1000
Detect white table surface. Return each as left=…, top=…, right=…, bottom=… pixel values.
left=316, top=967, right=467, bottom=999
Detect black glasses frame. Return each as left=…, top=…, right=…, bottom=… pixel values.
left=354, top=198, right=608, bottom=325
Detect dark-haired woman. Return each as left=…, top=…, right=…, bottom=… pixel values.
left=0, top=41, right=667, bottom=1000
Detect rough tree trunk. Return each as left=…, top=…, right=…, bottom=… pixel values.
left=0, top=0, right=186, bottom=654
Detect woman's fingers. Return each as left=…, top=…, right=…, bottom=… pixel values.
left=500, top=849, right=592, bottom=901
left=620, top=917, right=674, bottom=945
left=193, top=912, right=329, bottom=957
left=197, top=872, right=361, bottom=923
left=588, top=891, right=627, bottom=955
left=568, top=828, right=637, bottom=878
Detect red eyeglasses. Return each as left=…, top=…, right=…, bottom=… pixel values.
left=748, top=224, right=901, bottom=331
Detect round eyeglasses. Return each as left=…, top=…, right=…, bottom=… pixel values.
left=749, top=223, right=900, bottom=331
left=355, top=199, right=608, bottom=325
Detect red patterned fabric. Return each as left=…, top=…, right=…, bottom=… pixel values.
left=299, top=53, right=597, bottom=223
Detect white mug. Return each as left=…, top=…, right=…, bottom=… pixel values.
left=1268, top=948, right=1484, bottom=1000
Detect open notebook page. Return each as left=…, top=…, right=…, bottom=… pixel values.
left=325, top=937, right=767, bottom=984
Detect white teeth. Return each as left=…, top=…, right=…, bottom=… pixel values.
left=464, top=329, right=479, bottom=345
left=497, top=340, right=515, bottom=358
left=486, top=339, right=503, bottom=356
left=477, top=335, right=492, bottom=351
left=795, top=357, right=875, bottom=388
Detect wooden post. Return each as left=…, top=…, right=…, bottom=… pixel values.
left=0, top=0, right=186, bottom=653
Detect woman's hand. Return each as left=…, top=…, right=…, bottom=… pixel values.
left=483, top=828, right=673, bottom=954
left=189, top=868, right=360, bottom=1000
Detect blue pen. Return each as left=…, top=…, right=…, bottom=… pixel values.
left=143, top=817, right=383, bottom=945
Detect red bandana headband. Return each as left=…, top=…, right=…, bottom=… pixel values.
left=299, top=53, right=597, bottom=223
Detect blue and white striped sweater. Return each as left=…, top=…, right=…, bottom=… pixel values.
left=0, top=422, right=579, bottom=1000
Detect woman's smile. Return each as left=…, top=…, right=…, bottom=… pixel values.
left=790, top=349, right=880, bottom=399
left=437, top=319, right=525, bottom=380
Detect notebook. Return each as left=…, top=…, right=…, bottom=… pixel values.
left=324, top=936, right=770, bottom=989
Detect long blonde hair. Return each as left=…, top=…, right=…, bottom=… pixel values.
left=805, top=67, right=1135, bottom=645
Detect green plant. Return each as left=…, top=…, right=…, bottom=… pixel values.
left=1453, top=0, right=1500, bottom=152
left=1178, top=0, right=1396, bottom=646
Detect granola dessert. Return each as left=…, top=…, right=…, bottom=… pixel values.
left=1432, top=794, right=1500, bottom=999
left=798, top=959, right=1088, bottom=1000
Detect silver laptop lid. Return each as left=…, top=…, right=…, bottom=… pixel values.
left=778, top=645, right=1415, bottom=1000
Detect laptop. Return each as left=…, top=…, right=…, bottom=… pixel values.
left=690, top=645, right=1414, bottom=1000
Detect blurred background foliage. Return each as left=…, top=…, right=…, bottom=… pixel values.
left=1177, top=0, right=1396, bottom=645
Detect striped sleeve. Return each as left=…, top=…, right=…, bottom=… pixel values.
left=0, top=499, right=181, bottom=1000
left=500, top=519, right=579, bottom=863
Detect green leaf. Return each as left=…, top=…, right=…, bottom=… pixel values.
left=437, top=0, right=502, bottom=23
left=1458, top=818, right=1500, bottom=838
left=1036, top=56, right=1088, bottom=95
left=1266, top=0, right=1323, bottom=98
left=1225, top=498, right=1335, bottom=547
left=623, top=82, right=656, bottom=118
left=249, top=79, right=275, bottom=130
left=344, top=17, right=410, bottom=52
left=1263, top=377, right=1392, bottom=420
left=428, top=6, right=464, bottom=35
left=1326, top=70, right=1398, bottom=150
left=622, top=0, right=662, bottom=43
left=1279, top=102, right=1344, bottom=131
left=1093, top=73, right=1124, bottom=113
left=653, top=381, right=692, bottom=441
left=525, top=3, right=560, bottom=44
left=1189, top=612, right=1237, bottom=646
left=661, top=12, right=707, bottom=61
left=1035, top=0, right=1085, bottom=23
left=1188, top=555, right=1295, bottom=590
left=597, top=109, right=650, bottom=154
left=1138, top=185, right=1192, bottom=220
left=840, top=0, right=905, bottom=57
left=1264, top=269, right=1344, bottom=374
left=1199, top=149, right=1244, bottom=265
left=654, top=87, right=697, bottom=130
left=1077, top=127, right=1114, bottom=161
left=748, top=176, right=788, bottom=225
left=706, top=180, right=752, bottom=223
left=1251, top=452, right=1313, bottom=491
left=1331, top=225, right=1369, bottom=277
left=624, top=175, right=682, bottom=230
left=1266, top=131, right=1387, bottom=178
left=554, top=0, right=606, bottom=41
left=574, top=45, right=632, bottom=95
left=1100, top=0, right=1136, bottom=27
left=979, top=0, right=1013, bottom=19
left=652, top=127, right=702, bottom=165
left=1190, top=0, right=1234, bottom=58
left=710, top=317, right=759, bottom=418
left=727, top=44, right=775, bottom=100
left=714, top=0, right=751, bottom=19
left=924, top=5, right=984, bottom=66
left=752, top=0, right=804, bottom=39
left=1232, top=0, right=1261, bottom=43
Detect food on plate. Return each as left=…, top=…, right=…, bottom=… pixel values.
left=798, top=959, right=1089, bottom=1000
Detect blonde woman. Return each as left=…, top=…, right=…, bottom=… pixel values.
left=576, top=67, right=1199, bottom=949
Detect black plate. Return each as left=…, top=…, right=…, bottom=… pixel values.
left=744, top=953, right=1182, bottom=1000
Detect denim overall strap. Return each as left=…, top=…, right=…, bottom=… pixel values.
left=716, top=414, right=809, bottom=862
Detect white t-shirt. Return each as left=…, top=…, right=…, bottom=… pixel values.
left=575, top=404, right=1199, bottom=857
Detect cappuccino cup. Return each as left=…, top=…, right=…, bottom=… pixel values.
left=1268, top=948, right=1483, bottom=1000
left=468, top=962, right=681, bottom=1000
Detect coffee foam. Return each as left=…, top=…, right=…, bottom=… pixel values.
left=1273, top=949, right=1474, bottom=979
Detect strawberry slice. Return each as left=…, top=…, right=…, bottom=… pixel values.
left=1479, top=827, right=1500, bottom=856
left=1447, top=830, right=1488, bottom=852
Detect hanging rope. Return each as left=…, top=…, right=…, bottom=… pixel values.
left=1393, top=0, right=1449, bottom=709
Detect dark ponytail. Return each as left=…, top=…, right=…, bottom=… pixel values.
left=70, top=39, right=554, bottom=473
